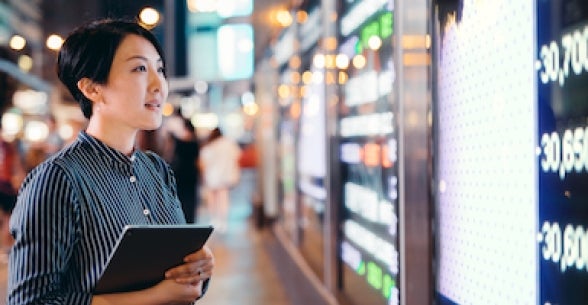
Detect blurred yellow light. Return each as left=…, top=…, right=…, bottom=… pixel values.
left=336, top=54, right=349, bottom=69
left=289, top=56, right=300, bottom=69
left=402, top=35, right=428, bottom=50
left=290, top=71, right=300, bottom=84
left=278, top=84, right=290, bottom=99
left=1, top=112, right=23, bottom=138
left=276, top=10, right=293, bottom=27
left=25, top=121, right=49, bottom=142
left=290, top=101, right=300, bottom=119
left=313, top=54, right=325, bottom=69
left=338, top=71, right=348, bottom=84
left=300, top=85, right=307, bottom=98
left=46, top=34, right=64, bottom=51
left=330, top=11, right=338, bottom=22
left=325, top=54, right=336, bottom=69
left=403, top=53, right=431, bottom=66
left=302, top=71, right=313, bottom=84
left=9, top=35, right=26, bottom=50
left=192, top=113, right=219, bottom=129
left=139, top=7, right=160, bottom=26
left=243, top=102, right=259, bottom=116
left=352, top=54, right=366, bottom=69
left=187, top=0, right=198, bottom=12
left=368, top=36, right=382, bottom=50
left=324, top=37, right=337, bottom=51
left=326, top=71, right=336, bottom=84
left=59, top=124, right=74, bottom=140
left=162, top=103, right=174, bottom=116
left=187, top=0, right=217, bottom=13
left=18, top=55, right=33, bottom=72
left=296, top=11, right=308, bottom=23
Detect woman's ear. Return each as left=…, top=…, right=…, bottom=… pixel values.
left=77, top=78, right=101, bottom=103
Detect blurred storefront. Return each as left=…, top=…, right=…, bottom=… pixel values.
left=253, top=0, right=431, bottom=304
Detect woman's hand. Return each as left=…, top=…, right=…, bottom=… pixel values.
left=165, top=245, right=214, bottom=285
left=150, top=279, right=203, bottom=304
left=91, top=279, right=203, bottom=305
left=91, top=246, right=213, bottom=305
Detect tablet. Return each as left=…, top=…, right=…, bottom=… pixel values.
left=94, top=224, right=214, bottom=294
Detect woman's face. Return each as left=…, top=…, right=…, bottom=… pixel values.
left=94, top=34, right=168, bottom=133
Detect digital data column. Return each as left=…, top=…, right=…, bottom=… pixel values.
left=337, top=2, right=399, bottom=304
left=537, top=1, right=588, bottom=304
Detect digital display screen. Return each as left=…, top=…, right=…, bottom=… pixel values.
left=433, top=1, right=537, bottom=304
left=338, top=3, right=399, bottom=305
left=537, top=1, right=588, bottom=304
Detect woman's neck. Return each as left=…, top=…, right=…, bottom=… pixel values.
left=86, top=121, right=137, bottom=156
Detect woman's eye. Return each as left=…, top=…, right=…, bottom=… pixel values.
left=158, top=67, right=166, bottom=74
left=133, top=66, right=147, bottom=72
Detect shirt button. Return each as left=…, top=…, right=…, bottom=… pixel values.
left=130, top=155, right=136, bottom=162
left=143, top=209, right=151, bottom=216
left=130, top=176, right=137, bottom=183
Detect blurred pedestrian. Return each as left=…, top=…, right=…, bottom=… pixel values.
left=165, top=108, right=200, bottom=223
left=199, top=127, right=241, bottom=233
left=8, top=19, right=214, bottom=305
left=42, top=115, right=64, bottom=157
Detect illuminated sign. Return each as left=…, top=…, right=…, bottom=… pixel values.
left=217, top=24, right=254, bottom=80
left=433, top=1, right=537, bottom=305
left=339, top=112, right=394, bottom=137
left=216, top=0, right=252, bottom=18
left=340, top=141, right=395, bottom=168
left=340, top=0, right=388, bottom=36
left=345, top=71, right=393, bottom=106
left=357, top=12, right=393, bottom=54
left=338, top=3, right=398, bottom=304
left=537, top=1, right=588, bottom=304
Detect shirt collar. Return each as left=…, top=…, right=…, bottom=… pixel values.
left=77, top=130, right=138, bottom=165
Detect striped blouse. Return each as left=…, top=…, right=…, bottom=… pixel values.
left=8, top=131, right=187, bottom=305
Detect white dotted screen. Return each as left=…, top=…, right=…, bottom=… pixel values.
left=435, top=1, right=537, bottom=304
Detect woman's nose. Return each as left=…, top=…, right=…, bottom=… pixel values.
left=149, top=69, right=163, bottom=93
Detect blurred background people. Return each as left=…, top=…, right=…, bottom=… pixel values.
left=21, top=115, right=63, bottom=174
left=42, top=115, right=64, bottom=157
left=238, top=141, right=261, bottom=223
left=199, top=127, right=241, bottom=233
left=164, top=109, right=200, bottom=223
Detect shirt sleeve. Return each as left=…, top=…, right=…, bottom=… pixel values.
left=7, top=162, right=91, bottom=305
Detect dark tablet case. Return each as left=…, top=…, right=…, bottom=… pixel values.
left=94, top=224, right=214, bottom=294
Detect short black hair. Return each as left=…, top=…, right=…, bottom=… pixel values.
left=57, top=19, right=166, bottom=119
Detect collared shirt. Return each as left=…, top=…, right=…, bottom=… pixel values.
left=8, top=131, right=186, bottom=305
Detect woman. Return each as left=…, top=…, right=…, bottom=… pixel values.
left=199, top=127, right=241, bottom=233
left=8, top=19, right=214, bottom=305
left=165, top=109, right=200, bottom=223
